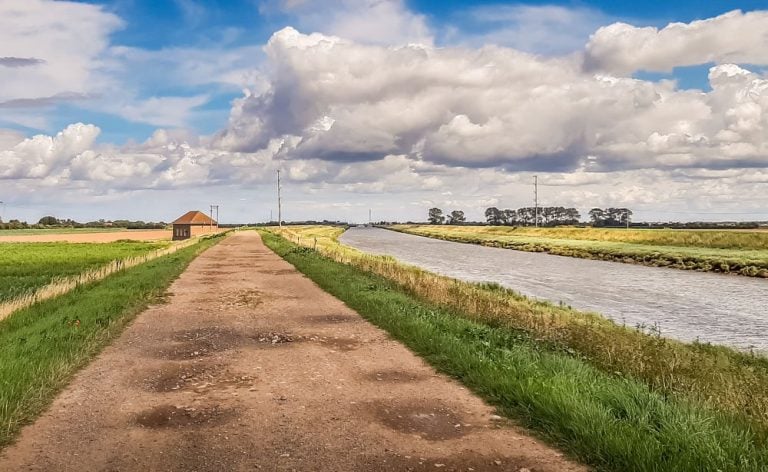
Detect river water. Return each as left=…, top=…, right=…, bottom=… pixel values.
left=339, top=227, right=768, bottom=351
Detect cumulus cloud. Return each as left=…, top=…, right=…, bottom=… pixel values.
left=585, top=10, right=768, bottom=74
left=260, top=0, right=433, bottom=46
left=213, top=28, right=768, bottom=174
left=0, top=0, right=122, bottom=105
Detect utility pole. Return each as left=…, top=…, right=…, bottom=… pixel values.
left=369, top=208, right=372, bottom=226
left=209, top=204, right=219, bottom=231
left=277, top=169, right=282, bottom=228
left=270, top=210, right=273, bottom=224
left=534, top=175, right=539, bottom=228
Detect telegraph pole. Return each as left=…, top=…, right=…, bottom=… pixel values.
left=534, top=175, right=539, bottom=228
left=369, top=208, right=372, bottom=226
left=277, top=169, right=282, bottom=228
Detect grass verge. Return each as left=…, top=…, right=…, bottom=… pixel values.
left=0, top=233, right=224, bottom=448
left=262, top=230, right=768, bottom=471
left=391, top=225, right=768, bottom=277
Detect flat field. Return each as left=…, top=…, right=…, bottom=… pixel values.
left=0, top=229, right=172, bottom=243
left=0, top=241, right=167, bottom=302
left=391, top=225, right=768, bottom=277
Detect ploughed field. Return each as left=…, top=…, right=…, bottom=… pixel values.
left=392, top=225, right=768, bottom=277
left=0, top=229, right=172, bottom=243
left=0, top=241, right=167, bottom=302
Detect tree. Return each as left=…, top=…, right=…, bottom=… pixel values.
left=502, top=209, right=517, bottom=226
left=427, top=207, right=445, bottom=224
left=588, top=208, right=606, bottom=226
left=447, top=210, right=466, bottom=225
left=38, top=216, right=59, bottom=226
left=484, top=207, right=502, bottom=225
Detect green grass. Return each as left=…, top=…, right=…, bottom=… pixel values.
left=0, top=241, right=167, bottom=302
left=262, top=231, right=768, bottom=472
left=0, top=234, right=224, bottom=448
left=0, top=228, right=128, bottom=235
left=392, top=225, right=768, bottom=277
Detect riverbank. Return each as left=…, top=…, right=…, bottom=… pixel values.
left=263, top=228, right=768, bottom=471
left=389, top=225, right=768, bottom=278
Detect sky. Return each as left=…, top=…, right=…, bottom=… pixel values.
left=2, top=0, right=768, bottom=224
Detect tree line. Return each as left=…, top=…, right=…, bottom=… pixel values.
left=427, top=206, right=634, bottom=227
left=0, top=216, right=167, bottom=230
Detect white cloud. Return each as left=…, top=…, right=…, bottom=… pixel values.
left=0, top=0, right=122, bottom=107
left=460, top=4, right=613, bottom=55
left=214, top=28, right=768, bottom=174
left=585, top=10, right=768, bottom=74
left=260, top=0, right=433, bottom=46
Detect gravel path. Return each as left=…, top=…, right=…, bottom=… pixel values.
left=0, top=232, right=586, bottom=471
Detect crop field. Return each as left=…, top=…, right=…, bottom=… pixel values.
left=0, top=241, right=168, bottom=303
left=391, top=225, right=768, bottom=277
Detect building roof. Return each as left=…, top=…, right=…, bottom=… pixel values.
left=172, top=210, right=217, bottom=225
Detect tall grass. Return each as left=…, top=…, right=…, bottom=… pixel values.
left=392, top=225, right=768, bottom=277
left=269, top=226, right=768, bottom=428
left=262, top=230, right=768, bottom=472
left=0, top=233, right=224, bottom=448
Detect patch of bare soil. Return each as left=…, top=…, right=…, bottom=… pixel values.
left=0, top=232, right=586, bottom=472
left=134, top=405, right=236, bottom=429
left=371, top=400, right=472, bottom=441
left=365, top=369, right=429, bottom=383
left=137, top=362, right=255, bottom=393
left=302, top=313, right=361, bottom=324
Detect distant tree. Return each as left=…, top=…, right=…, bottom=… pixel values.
left=38, top=216, right=59, bottom=226
left=588, top=208, right=606, bottom=226
left=502, top=209, right=517, bottom=226
left=428, top=207, right=445, bottom=224
left=484, top=207, right=503, bottom=225
left=447, top=210, right=466, bottom=225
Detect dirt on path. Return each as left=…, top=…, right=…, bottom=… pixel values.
left=0, top=232, right=586, bottom=472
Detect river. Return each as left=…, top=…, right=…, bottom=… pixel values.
left=339, top=227, right=768, bottom=351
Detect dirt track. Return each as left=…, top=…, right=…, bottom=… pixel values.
left=0, top=230, right=172, bottom=243
left=0, top=232, right=585, bottom=472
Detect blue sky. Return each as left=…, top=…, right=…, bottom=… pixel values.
left=2, top=0, right=768, bottom=223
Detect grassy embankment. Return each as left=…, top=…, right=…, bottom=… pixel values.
left=391, top=225, right=768, bottom=277
left=0, top=241, right=167, bottom=302
left=0, top=233, right=224, bottom=448
left=263, top=226, right=768, bottom=471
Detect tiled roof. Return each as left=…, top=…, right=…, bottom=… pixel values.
left=172, top=210, right=217, bottom=225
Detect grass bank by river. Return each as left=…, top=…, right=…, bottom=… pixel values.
left=0, top=233, right=225, bottom=448
left=390, top=225, right=768, bottom=277
left=263, top=228, right=768, bottom=471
